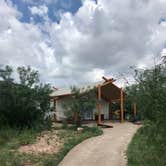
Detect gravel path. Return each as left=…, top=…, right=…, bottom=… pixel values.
left=58, top=122, right=140, bottom=166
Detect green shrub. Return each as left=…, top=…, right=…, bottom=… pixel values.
left=0, top=128, right=18, bottom=146
left=126, top=64, right=166, bottom=125
left=127, top=61, right=166, bottom=166
left=0, top=127, right=39, bottom=150
left=0, top=65, right=52, bottom=128
left=0, top=151, right=22, bottom=166
left=0, top=126, right=103, bottom=166
left=127, top=124, right=166, bottom=166
left=17, top=129, right=37, bottom=145
left=62, top=120, right=68, bottom=129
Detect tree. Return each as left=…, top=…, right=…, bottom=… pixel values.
left=126, top=61, right=166, bottom=127
left=64, top=86, right=97, bottom=127
left=0, top=65, right=13, bottom=82
left=17, top=66, right=39, bottom=88
left=0, top=65, right=52, bottom=128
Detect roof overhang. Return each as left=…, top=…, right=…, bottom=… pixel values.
left=50, top=77, right=126, bottom=101
left=100, top=82, right=126, bottom=102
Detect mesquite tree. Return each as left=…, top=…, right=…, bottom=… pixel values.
left=64, top=86, right=97, bottom=126
left=0, top=65, right=52, bottom=128
left=126, top=61, right=166, bottom=127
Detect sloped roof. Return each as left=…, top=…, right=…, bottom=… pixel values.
left=50, top=76, right=126, bottom=102
left=50, top=81, right=102, bottom=97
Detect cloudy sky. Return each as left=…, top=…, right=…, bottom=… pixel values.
left=0, top=0, right=166, bottom=87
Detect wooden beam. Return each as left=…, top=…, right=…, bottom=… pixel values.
left=74, top=112, right=78, bottom=124
left=98, top=123, right=113, bottom=128
left=110, top=100, right=112, bottom=122
left=101, top=80, right=113, bottom=87
left=133, top=101, right=137, bottom=117
left=111, top=98, right=121, bottom=102
left=101, top=79, right=116, bottom=87
left=120, top=88, right=124, bottom=123
left=111, top=97, right=129, bottom=102
left=53, top=98, right=56, bottom=121
left=98, top=84, right=101, bottom=124
left=102, top=76, right=116, bottom=83
left=102, top=76, right=109, bottom=82
left=53, top=98, right=56, bottom=109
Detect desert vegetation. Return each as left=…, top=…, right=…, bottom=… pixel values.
left=0, top=65, right=52, bottom=128
left=0, top=65, right=102, bottom=166
left=0, top=124, right=102, bottom=166
left=127, top=59, right=166, bottom=166
left=63, top=86, right=97, bottom=126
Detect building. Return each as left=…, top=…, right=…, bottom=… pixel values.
left=50, top=77, right=126, bottom=124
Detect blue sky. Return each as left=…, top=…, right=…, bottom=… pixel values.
left=10, top=0, right=83, bottom=23
left=0, top=0, right=166, bottom=87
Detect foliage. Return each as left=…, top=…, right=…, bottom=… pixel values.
left=0, top=127, right=41, bottom=166
left=0, top=65, right=13, bottom=82
left=0, top=65, right=52, bottom=128
left=126, top=62, right=166, bottom=125
left=0, top=128, right=38, bottom=149
left=45, top=126, right=103, bottom=166
left=0, top=125, right=103, bottom=166
left=62, top=120, right=68, bottom=129
left=127, top=122, right=166, bottom=166
left=125, top=84, right=138, bottom=115
left=17, top=66, right=39, bottom=88
left=64, top=86, right=97, bottom=125
left=127, top=61, right=166, bottom=166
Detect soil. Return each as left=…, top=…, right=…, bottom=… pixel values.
left=19, top=130, right=63, bottom=155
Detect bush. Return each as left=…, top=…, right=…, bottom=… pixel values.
left=127, top=123, right=166, bottom=166
left=127, top=61, right=166, bottom=166
left=0, top=65, right=52, bottom=128
left=126, top=63, right=166, bottom=126
left=62, top=120, right=68, bottom=129
left=63, top=86, right=97, bottom=126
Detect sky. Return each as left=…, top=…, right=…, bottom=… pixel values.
left=0, top=0, right=166, bottom=87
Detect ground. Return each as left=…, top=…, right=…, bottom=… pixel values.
left=0, top=124, right=102, bottom=166
left=19, top=130, right=63, bottom=155
left=59, top=122, right=140, bottom=166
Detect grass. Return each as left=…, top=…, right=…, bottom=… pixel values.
left=36, top=125, right=103, bottom=166
left=0, top=127, right=38, bottom=149
left=127, top=123, right=166, bottom=166
left=0, top=125, right=103, bottom=166
left=0, top=127, right=39, bottom=166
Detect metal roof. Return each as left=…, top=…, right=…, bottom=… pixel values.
left=50, top=81, right=103, bottom=97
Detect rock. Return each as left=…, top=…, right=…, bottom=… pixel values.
left=77, top=127, right=84, bottom=133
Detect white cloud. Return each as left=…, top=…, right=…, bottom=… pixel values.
left=84, top=68, right=105, bottom=82
left=0, top=0, right=58, bottom=83
left=29, top=5, right=48, bottom=17
left=161, top=48, right=166, bottom=57
left=0, top=0, right=166, bottom=87
left=46, top=0, right=166, bottom=85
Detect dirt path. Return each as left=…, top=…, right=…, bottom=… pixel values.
left=58, top=122, right=140, bottom=166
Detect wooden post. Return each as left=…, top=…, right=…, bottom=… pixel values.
left=98, top=84, right=101, bottom=124
left=53, top=98, right=56, bottom=121
left=53, top=98, right=56, bottom=110
left=133, top=101, right=137, bottom=117
left=120, top=88, right=124, bottom=123
left=110, top=100, right=112, bottom=122
left=74, top=112, right=78, bottom=123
